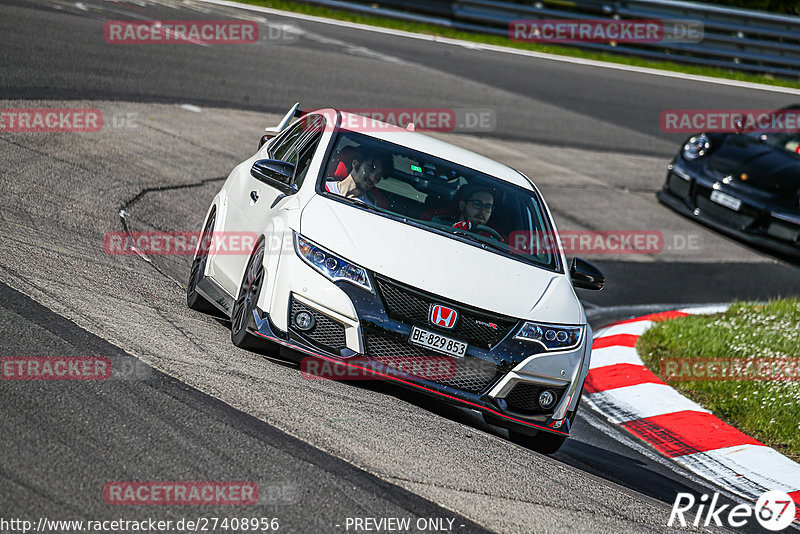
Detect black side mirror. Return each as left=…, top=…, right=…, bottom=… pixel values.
left=570, top=257, right=604, bottom=290
left=250, top=159, right=297, bottom=194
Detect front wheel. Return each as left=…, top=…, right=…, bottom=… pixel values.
left=510, top=391, right=581, bottom=454
left=230, top=238, right=265, bottom=349
left=509, top=430, right=567, bottom=455
left=187, top=211, right=216, bottom=313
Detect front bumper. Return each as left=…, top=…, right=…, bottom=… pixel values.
left=251, top=255, right=588, bottom=437
left=658, top=162, right=800, bottom=259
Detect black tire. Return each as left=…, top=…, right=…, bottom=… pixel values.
left=187, top=211, right=217, bottom=313
left=510, top=391, right=582, bottom=455
left=230, top=238, right=265, bottom=349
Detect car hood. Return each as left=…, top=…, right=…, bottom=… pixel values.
left=708, top=135, right=800, bottom=197
left=300, top=196, right=583, bottom=324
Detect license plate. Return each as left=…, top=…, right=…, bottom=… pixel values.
left=710, top=190, right=742, bottom=212
left=408, top=326, right=467, bottom=358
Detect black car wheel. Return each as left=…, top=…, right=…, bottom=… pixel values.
left=187, top=211, right=216, bottom=313
left=509, top=391, right=582, bottom=454
left=231, top=238, right=265, bottom=349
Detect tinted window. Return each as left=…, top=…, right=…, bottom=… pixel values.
left=269, top=115, right=325, bottom=187
left=319, top=131, right=560, bottom=271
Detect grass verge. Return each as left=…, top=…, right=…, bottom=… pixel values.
left=637, top=299, right=800, bottom=462
left=237, top=0, right=800, bottom=90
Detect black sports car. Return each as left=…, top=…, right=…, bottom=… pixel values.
left=657, top=105, right=800, bottom=260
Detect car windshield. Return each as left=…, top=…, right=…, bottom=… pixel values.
left=319, top=130, right=560, bottom=271
left=744, top=107, right=800, bottom=156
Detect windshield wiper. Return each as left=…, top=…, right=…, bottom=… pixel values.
left=449, top=228, right=504, bottom=252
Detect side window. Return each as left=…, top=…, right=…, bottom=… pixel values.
left=269, top=120, right=306, bottom=161
left=268, top=115, right=325, bottom=188
left=292, top=133, right=323, bottom=188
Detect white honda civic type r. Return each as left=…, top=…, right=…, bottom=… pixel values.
left=187, top=104, right=604, bottom=453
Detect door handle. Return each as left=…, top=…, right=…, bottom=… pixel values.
left=250, top=190, right=259, bottom=202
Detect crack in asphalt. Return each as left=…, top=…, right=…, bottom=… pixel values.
left=117, top=175, right=226, bottom=289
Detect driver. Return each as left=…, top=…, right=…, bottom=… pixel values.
left=452, top=186, right=503, bottom=240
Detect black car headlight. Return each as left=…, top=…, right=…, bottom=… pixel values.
left=515, top=322, right=583, bottom=351
left=294, top=233, right=373, bottom=292
left=682, top=134, right=710, bottom=160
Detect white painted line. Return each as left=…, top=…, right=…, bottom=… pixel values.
left=595, top=320, right=653, bottom=339
left=677, top=304, right=729, bottom=315
left=196, top=0, right=800, bottom=96
left=677, top=444, right=800, bottom=496
left=586, top=382, right=710, bottom=423
left=180, top=104, right=203, bottom=113
left=589, top=345, right=642, bottom=369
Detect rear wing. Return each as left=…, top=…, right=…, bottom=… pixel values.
left=264, top=102, right=305, bottom=138
left=259, top=103, right=306, bottom=149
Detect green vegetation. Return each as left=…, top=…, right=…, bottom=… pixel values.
left=637, top=299, right=800, bottom=461
left=239, top=0, right=800, bottom=89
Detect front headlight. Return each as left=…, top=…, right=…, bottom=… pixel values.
left=682, top=134, right=710, bottom=160
left=515, top=322, right=583, bottom=351
left=294, top=233, right=373, bottom=292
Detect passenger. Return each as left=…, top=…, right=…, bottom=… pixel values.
left=325, top=147, right=388, bottom=206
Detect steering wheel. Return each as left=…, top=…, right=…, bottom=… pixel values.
left=474, top=224, right=503, bottom=241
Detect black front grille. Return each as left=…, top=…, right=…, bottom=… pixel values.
left=365, top=331, right=500, bottom=394
left=375, top=276, right=517, bottom=349
left=289, top=297, right=346, bottom=352
left=504, top=383, right=567, bottom=415
left=667, top=172, right=691, bottom=198
left=695, top=193, right=758, bottom=229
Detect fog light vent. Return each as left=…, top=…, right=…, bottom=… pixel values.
left=293, top=310, right=315, bottom=331
left=538, top=390, right=556, bottom=409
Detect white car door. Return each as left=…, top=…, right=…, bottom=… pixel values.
left=214, top=115, right=326, bottom=296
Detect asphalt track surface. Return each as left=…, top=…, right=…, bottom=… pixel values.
left=1, top=0, right=799, bottom=532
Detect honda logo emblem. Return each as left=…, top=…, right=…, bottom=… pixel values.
left=429, top=304, right=458, bottom=329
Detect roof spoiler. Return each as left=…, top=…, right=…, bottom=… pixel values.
left=264, top=102, right=305, bottom=137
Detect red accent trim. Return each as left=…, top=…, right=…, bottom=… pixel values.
left=788, top=490, right=800, bottom=523
left=583, top=363, right=664, bottom=393
left=592, top=334, right=638, bottom=349
left=607, top=310, right=689, bottom=327
left=621, top=410, right=763, bottom=457
left=253, top=331, right=569, bottom=436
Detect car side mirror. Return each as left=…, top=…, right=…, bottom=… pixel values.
left=570, top=257, right=604, bottom=290
left=250, top=159, right=298, bottom=194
